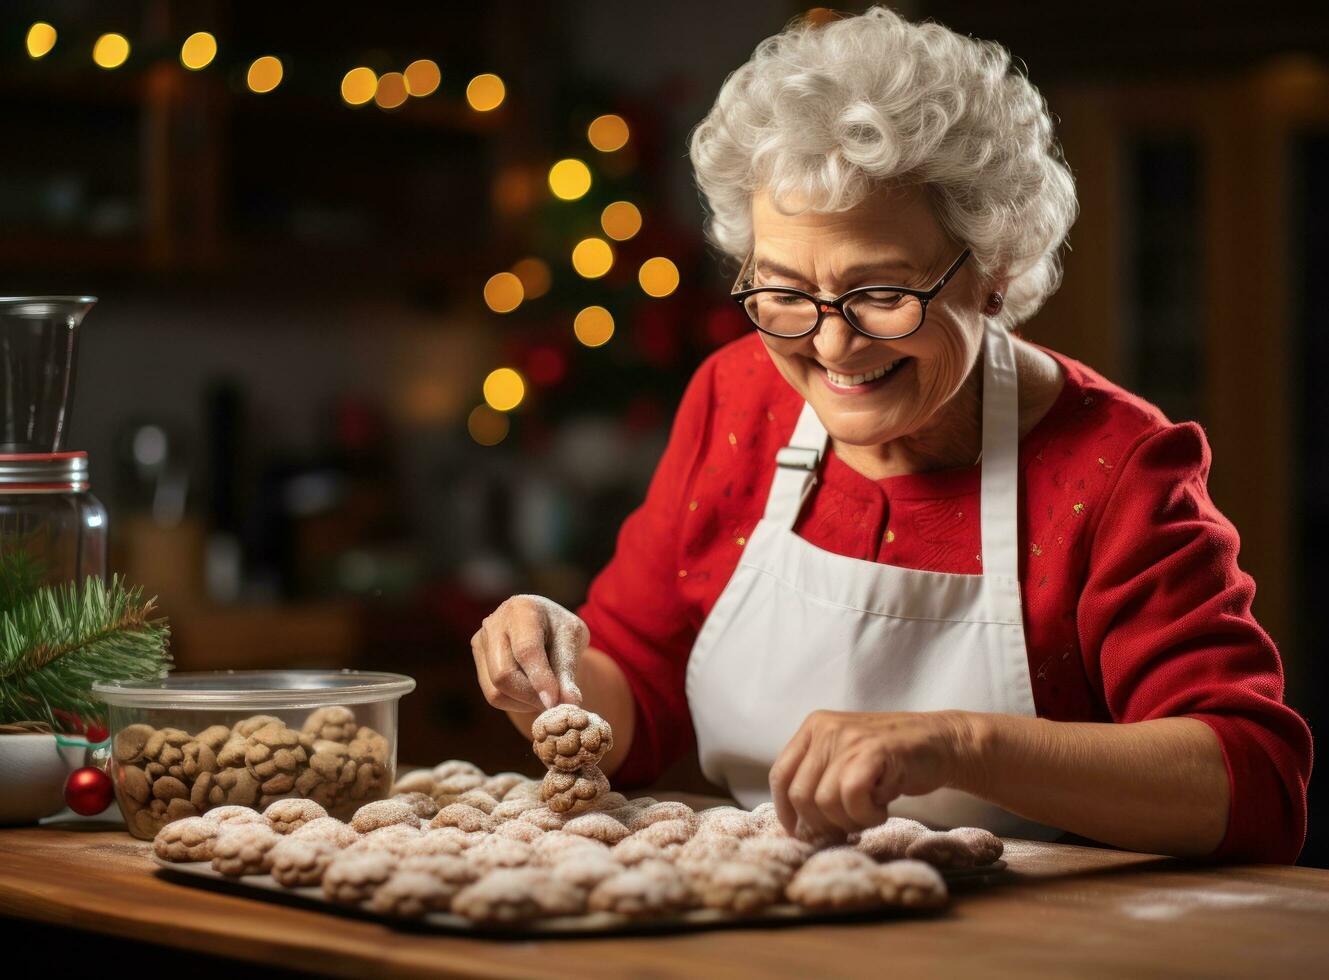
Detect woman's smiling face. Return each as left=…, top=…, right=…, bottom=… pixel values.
left=750, top=183, right=989, bottom=452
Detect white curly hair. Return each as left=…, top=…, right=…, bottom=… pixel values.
left=688, top=5, right=1078, bottom=330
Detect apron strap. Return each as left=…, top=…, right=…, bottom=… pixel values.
left=979, top=319, right=1021, bottom=582
left=764, top=402, right=828, bottom=529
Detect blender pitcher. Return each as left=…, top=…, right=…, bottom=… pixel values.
left=0, top=296, right=95, bottom=454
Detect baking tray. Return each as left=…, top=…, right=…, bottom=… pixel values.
left=154, top=857, right=1006, bottom=938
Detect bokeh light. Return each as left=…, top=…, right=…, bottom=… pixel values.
left=574, top=306, right=615, bottom=348
left=468, top=404, right=510, bottom=446
left=26, top=23, right=57, bottom=59
left=483, top=368, right=526, bottom=412
left=639, top=256, right=680, bottom=297
left=466, top=73, right=505, bottom=111
left=571, top=238, right=614, bottom=279
left=341, top=67, right=378, bottom=106
left=526, top=345, right=567, bottom=386
left=92, top=33, right=130, bottom=70
left=548, top=159, right=592, bottom=201
left=511, top=258, right=552, bottom=300
left=180, top=32, right=216, bottom=70
left=375, top=71, right=408, bottom=109
left=483, top=272, right=524, bottom=313
left=587, top=114, right=630, bottom=152
left=600, top=201, right=642, bottom=241
left=404, top=59, right=441, bottom=97
left=247, top=56, right=284, bottom=93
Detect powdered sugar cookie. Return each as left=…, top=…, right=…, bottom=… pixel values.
left=153, top=816, right=219, bottom=862
left=697, top=806, right=759, bottom=839
left=390, top=791, right=439, bottom=821
left=263, top=798, right=328, bottom=834
left=530, top=704, right=613, bottom=773
left=550, top=854, right=623, bottom=890
left=210, top=823, right=280, bottom=876
left=454, top=789, right=499, bottom=814
left=786, top=864, right=882, bottom=911
left=851, top=817, right=930, bottom=860
left=611, top=836, right=670, bottom=867
left=366, top=870, right=452, bottom=917
left=391, top=769, right=438, bottom=797
left=351, top=823, right=424, bottom=857
left=430, top=803, right=495, bottom=834
left=699, top=861, right=784, bottom=913
left=431, top=770, right=485, bottom=803
left=736, top=835, right=815, bottom=874
left=205, top=805, right=269, bottom=827
left=877, top=859, right=949, bottom=909
left=802, top=847, right=878, bottom=876
left=632, top=818, right=697, bottom=848
left=906, top=829, right=983, bottom=869
left=424, top=826, right=483, bottom=851
left=563, top=811, right=631, bottom=845
left=532, top=830, right=610, bottom=867
left=539, top=765, right=610, bottom=816
left=450, top=868, right=547, bottom=924
left=431, top=759, right=484, bottom=782
left=748, top=801, right=782, bottom=834
left=350, top=799, right=420, bottom=834
left=490, top=820, right=545, bottom=844
left=518, top=806, right=567, bottom=831
left=405, top=828, right=475, bottom=856
left=270, top=837, right=337, bottom=887
left=466, top=837, right=535, bottom=873
left=323, top=850, right=398, bottom=904
left=398, top=853, right=477, bottom=897
left=588, top=864, right=691, bottom=916
left=490, top=798, right=541, bottom=822
left=676, top=833, right=741, bottom=874
left=595, top=791, right=629, bottom=812
left=502, top=780, right=543, bottom=803
left=624, top=801, right=698, bottom=834
left=948, top=827, right=1003, bottom=865
left=480, top=772, right=528, bottom=800
left=290, top=816, right=359, bottom=848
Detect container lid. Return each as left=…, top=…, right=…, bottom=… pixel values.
left=0, top=451, right=88, bottom=491
left=93, top=669, right=416, bottom=709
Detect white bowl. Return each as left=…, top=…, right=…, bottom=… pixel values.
left=0, top=733, right=72, bottom=824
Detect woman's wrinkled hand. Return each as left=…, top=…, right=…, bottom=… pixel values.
left=769, top=709, right=978, bottom=840
left=470, top=595, right=588, bottom=712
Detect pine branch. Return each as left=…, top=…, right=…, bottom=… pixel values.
left=0, top=575, right=172, bottom=729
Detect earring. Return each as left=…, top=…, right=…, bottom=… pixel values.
left=984, top=292, right=1004, bottom=316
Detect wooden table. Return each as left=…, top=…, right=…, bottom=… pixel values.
left=2, top=823, right=1327, bottom=978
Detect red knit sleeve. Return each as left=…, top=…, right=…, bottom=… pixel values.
left=574, top=354, right=717, bottom=787
left=1078, top=421, right=1312, bottom=863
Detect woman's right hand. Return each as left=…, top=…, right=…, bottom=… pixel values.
left=470, top=595, right=588, bottom=712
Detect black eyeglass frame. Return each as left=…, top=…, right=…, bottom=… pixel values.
left=730, top=246, right=973, bottom=341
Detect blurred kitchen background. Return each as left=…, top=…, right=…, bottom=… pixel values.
left=3, top=1, right=1327, bottom=863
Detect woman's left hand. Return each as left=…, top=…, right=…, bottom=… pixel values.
left=768, top=709, right=978, bottom=840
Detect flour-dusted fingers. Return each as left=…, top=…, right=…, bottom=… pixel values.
left=470, top=629, right=530, bottom=712
left=784, top=737, right=842, bottom=844
left=506, top=600, right=562, bottom=710
left=474, top=618, right=542, bottom=711
left=813, top=753, right=857, bottom=833
left=769, top=723, right=811, bottom=835
left=516, top=594, right=587, bottom=706
left=840, top=750, right=894, bottom=829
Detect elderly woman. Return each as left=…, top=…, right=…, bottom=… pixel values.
left=471, top=7, right=1311, bottom=861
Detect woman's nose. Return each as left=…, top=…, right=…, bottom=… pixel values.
left=812, top=308, right=874, bottom=364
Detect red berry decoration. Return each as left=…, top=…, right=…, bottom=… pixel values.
left=65, top=766, right=114, bottom=816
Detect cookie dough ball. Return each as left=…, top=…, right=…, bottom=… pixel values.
left=392, top=770, right=439, bottom=797
left=453, top=789, right=499, bottom=814
left=367, top=870, right=453, bottom=918
left=290, top=816, right=359, bottom=849
left=532, top=830, right=610, bottom=867
left=153, top=817, right=219, bottom=862
left=429, top=803, right=495, bottom=834
left=323, top=851, right=398, bottom=904
left=450, top=868, right=548, bottom=924
left=531, top=705, right=613, bottom=773
left=699, top=861, right=784, bottom=914
left=391, top=792, right=439, bottom=821
left=264, top=798, right=328, bottom=834
left=211, top=823, right=281, bottom=877
left=466, top=837, right=536, bottom=874
left=563, top=812, right=631, bottom=845
left=633, top=818, right=697, bottom=849
left=852, top=817, right=930, bottom=861
left=351, top=799, right=420, bottom=834
left=624, top=801, right=699, bottom=834
left=490, top=820, right=546, bottom=844
left=539, top=765, right=610, bottom=816
left=270, top=837, right=338, bottom=888
left=302, top=706, right=359, bottom=744
left=205, top=805, right=270, bottom=827
left=876, top=859, right=949, bottom=909
left=588, top=864, right=691, bottom=917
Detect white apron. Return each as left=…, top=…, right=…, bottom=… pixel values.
left=685, top=319, right=1058, bottom=839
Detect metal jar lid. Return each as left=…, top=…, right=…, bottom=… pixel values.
left=0, top=451, right=89, bottom=492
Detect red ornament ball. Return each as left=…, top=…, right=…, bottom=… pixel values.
left=65, top=766, right=114, bottom=816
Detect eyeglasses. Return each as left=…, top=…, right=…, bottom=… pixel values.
left=730, top=247, right=972, bottom=341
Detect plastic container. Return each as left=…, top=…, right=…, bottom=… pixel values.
left=93, top=670, right=415, bottom=839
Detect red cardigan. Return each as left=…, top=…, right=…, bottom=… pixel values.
left=577, top=331, right=1312, bottom=863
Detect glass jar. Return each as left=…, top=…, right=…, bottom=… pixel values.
left=0, top=452, right=106, bottom=587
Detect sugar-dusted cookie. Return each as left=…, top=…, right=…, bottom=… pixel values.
left=350, top=799, right=419, bottom=834
left=153, top=816, right=219, bottom=862
left=322, top=850, right=398, bottom=904
left=588, top=864, right=691, bottom=917
left=905, top=829, right=988, bottom=869
left=800, top=847, right=878, bottom=876
left=290, top=815, right=359, bottom=848
left=431, top=759, right=484, bottom=782
left=263, top=798, right=328, bottom=835
left=390, top=791, right=439, bottom=821
left=466, top=837, right=536, bottom=874
left=429, top=803, right=495, bottom=834
left=270, top=837, right=337, bottom=888
left=480, top=772, right=529, bottom=800
left=349, top=823, right=425, bottom=858
left=675, top=834, right=741, bottom=875
left=397, top=853, right=477, bottom=899
left=205, top=804, right=270, bottom=827
left=611, top=837, right=671, bottom=867
left=632, top=818, right=697, bottom=848
left=210, top=822, right=280, bottom=877
left=532, top=830, right=610, bottom=867
left=490, top=820, right=546, bottom=844
left=490, top=797, right=541, bottom=822
left=851, top=817, right=930, bottom=861
left=697, top=806, right=759, bottom=839
left=876, top=859, right=949, bottom=909
left=423, top=826, right=483, bottom=852
left=450, top=868, right=547, bottom=924
left=550, top=854, right=623, bottom=891
left=563, top=812, right=631, bottom=845
left=391, top=769, right=438, bottom=797
left=698, top=861, right=784, bottom=913
left=736, top=835, right=815, bottom=874
left=786, top=860, right=883, bottom=912
left=595, top=791, right=630, bottom=813
left=624, top=801, right=698, bottom=834
left=366, top=870, right=453, bottom=918
left=431, top=770, right=485, bottom=804
left=502, top=780, right=543, bottom=803
left=453, top=789, right=499, bottom=814
left=748, top=801, right=783, bottom=834
left=540, top=765, right=610, bottom=816
left=518, top=806, right=567, bottom=832
left=530, top=704, right=613, bottom=773
left=947, top=827, right=1003, bottom=866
